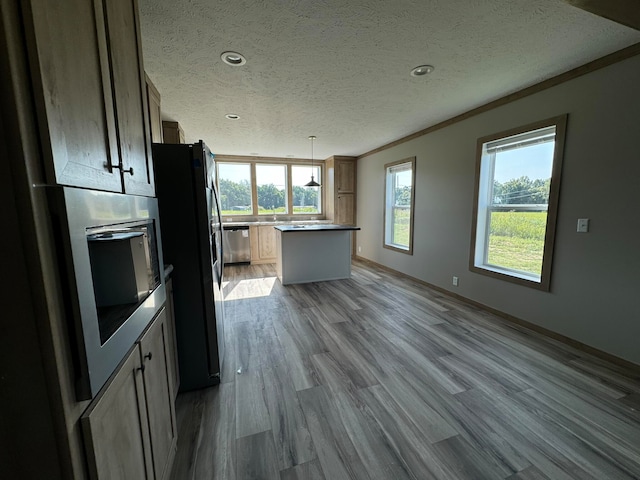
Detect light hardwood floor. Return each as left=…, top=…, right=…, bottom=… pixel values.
left=170, top=261, right=640, bottom=480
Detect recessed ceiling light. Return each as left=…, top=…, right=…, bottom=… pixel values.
left=225, top=114, right=240, bottom=120
left=410, top=65, right=434, bottom=77
left=221, top=51, right=246, bottom=66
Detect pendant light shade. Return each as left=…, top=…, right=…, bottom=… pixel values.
left=305, top=135, right=321, bottom=187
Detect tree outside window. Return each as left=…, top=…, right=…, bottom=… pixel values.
left=217, top=161, right=322, bottom=217
left=384, top=157, right=415, bottom=254
left=256, top=164, right=287, bottom=215
left=292, top=165, right=321, bottom=214
left=218, top=163, right=252, bottom=215
left=470, top=115, right=567, bottom=290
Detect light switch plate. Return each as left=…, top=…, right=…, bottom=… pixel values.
left=577, top=218, right=589, bottom=233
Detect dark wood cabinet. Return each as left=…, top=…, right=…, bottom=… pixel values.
left=146, top=74, right=164, bottom=143
left=81, top=344, right=153, bottom=480
left=2, top=1, right=165, bottom=478
left=138, top=309, right=177, bottom=480
left=82, top=308, right=177, bottom=480
left=24, top=0, right=154, bottom=196
left=103, top=0, right=155, bottom=196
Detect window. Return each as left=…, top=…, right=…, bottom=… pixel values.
left=216, top=160, right=322, bottom=217
left=470, top=115, right=567, bottom=290
left=218, top=163, right=253, bottom=215
left=292, top=165, right=321, bottom=214
left=256, top=164, right=287, bottom=215
left=384, top=157, right=415, bottom=254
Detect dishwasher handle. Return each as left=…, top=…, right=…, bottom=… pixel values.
left=223, top=225, right=250, bottom=231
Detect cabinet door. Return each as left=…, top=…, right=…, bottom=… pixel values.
left=104, top=0, right=155, bottom=196
left=81, top=346, right=153, bottom=480
left=250, top=225, right=277, bottom=264
left=162, top=121, right=185, bottom=144
left=24, top=0, right=122, bottom=192
left=139, top=308, right=177, bottom=480
left=258, top=225, right=277, bottom=261
left=146, top=74, right=163, bottom=143
left=336, top=160, right=355, bottom=193
left=336, top=194, right=355, bottom=225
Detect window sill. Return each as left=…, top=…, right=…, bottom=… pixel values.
left=383, top=243, right=413, bottom=255
left=469, top=264, right=550, bottom=291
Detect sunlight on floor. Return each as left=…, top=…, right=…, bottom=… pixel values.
left=222, top=276, right=277, bottom=300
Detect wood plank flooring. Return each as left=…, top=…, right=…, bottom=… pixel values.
left=169, top=261, right=640, bottom=480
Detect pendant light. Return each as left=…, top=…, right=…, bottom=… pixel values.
left=305, top=135, right=321, bottom=187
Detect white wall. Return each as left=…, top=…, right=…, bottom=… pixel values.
left=356, top=54, right=640, bottom=365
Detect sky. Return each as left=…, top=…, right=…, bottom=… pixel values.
left=493, top=142, right=554, bottom=183
left=218, top=163, right=320, bottom=186
left=217, top=141, right=554, bottom=188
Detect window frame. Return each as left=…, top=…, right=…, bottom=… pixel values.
left=216, top=156, right=324, bottom=219
left=469, top=115, right=567, bottom=291
left=291, top=164, right=322, bottom=215
left=217, top=162, right=253, bottom=216
left=383, top=157, right=416, bottom=255
left=255, top=163, right=289, bottom=216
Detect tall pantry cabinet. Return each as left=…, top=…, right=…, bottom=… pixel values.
left=0, top=0, right=167, bottom=479
left=325, top=156, right=357, bottom=253
left=325, top=156, right=357, bottom=226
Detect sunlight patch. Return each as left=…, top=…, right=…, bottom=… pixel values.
left=223, top=276, right=277, bottom=300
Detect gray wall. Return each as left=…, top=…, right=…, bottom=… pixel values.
left=356, top=54, right=640, bottom=365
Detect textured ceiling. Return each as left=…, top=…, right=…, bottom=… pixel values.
left=138, top=0, right=640, bottom=160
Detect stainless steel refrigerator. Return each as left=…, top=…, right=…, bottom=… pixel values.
left=153, top=141, right=225, bottom=391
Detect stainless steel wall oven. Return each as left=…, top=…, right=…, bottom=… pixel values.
left=51, top=187, right=166, bottom=399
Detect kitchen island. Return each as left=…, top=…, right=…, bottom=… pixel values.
left=275, top=224, right=360, bottom=285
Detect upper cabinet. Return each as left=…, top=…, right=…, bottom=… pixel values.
left=336, top=158, right=356, bottom=194
left=162, top=121, right=186, bottom=144
left=146, top=74, right=163, bottom=144
left=24, top=0, right=155, bottom=196
left=325, top=156, right=357, bottom=226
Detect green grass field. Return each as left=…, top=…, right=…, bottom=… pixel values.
left=487, top=211, right=547, bottom=275
left=392, top=207, right=411, bottom=247
left=392, top=209, right=546, bottom=275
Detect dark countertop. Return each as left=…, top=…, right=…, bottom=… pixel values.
left=275, top=224, right=360, bottom=232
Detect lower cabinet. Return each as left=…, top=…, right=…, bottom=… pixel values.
left=336, top=193, right=355, bottom=225
left=250, top=225, right=278, bottom=264
left=81, top=307, right=177, bottom=480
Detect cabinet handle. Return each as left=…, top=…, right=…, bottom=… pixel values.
left=104, top=162, right=134, bottom=176
left=144, top=352, right=153, bottom=361
left=137, top=365, right=145, bottom=373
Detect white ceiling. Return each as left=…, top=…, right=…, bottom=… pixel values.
left=138, top=0, right=640, bottom=160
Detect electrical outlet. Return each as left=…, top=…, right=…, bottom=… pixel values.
left=452, top=276, right=459, bottom=286
left=577, top=218, right=589, bottom=233
left=358, top=246, right=362, bottom=253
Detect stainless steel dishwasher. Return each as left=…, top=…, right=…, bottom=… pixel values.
left=223, top=225, right=251, bottom=265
